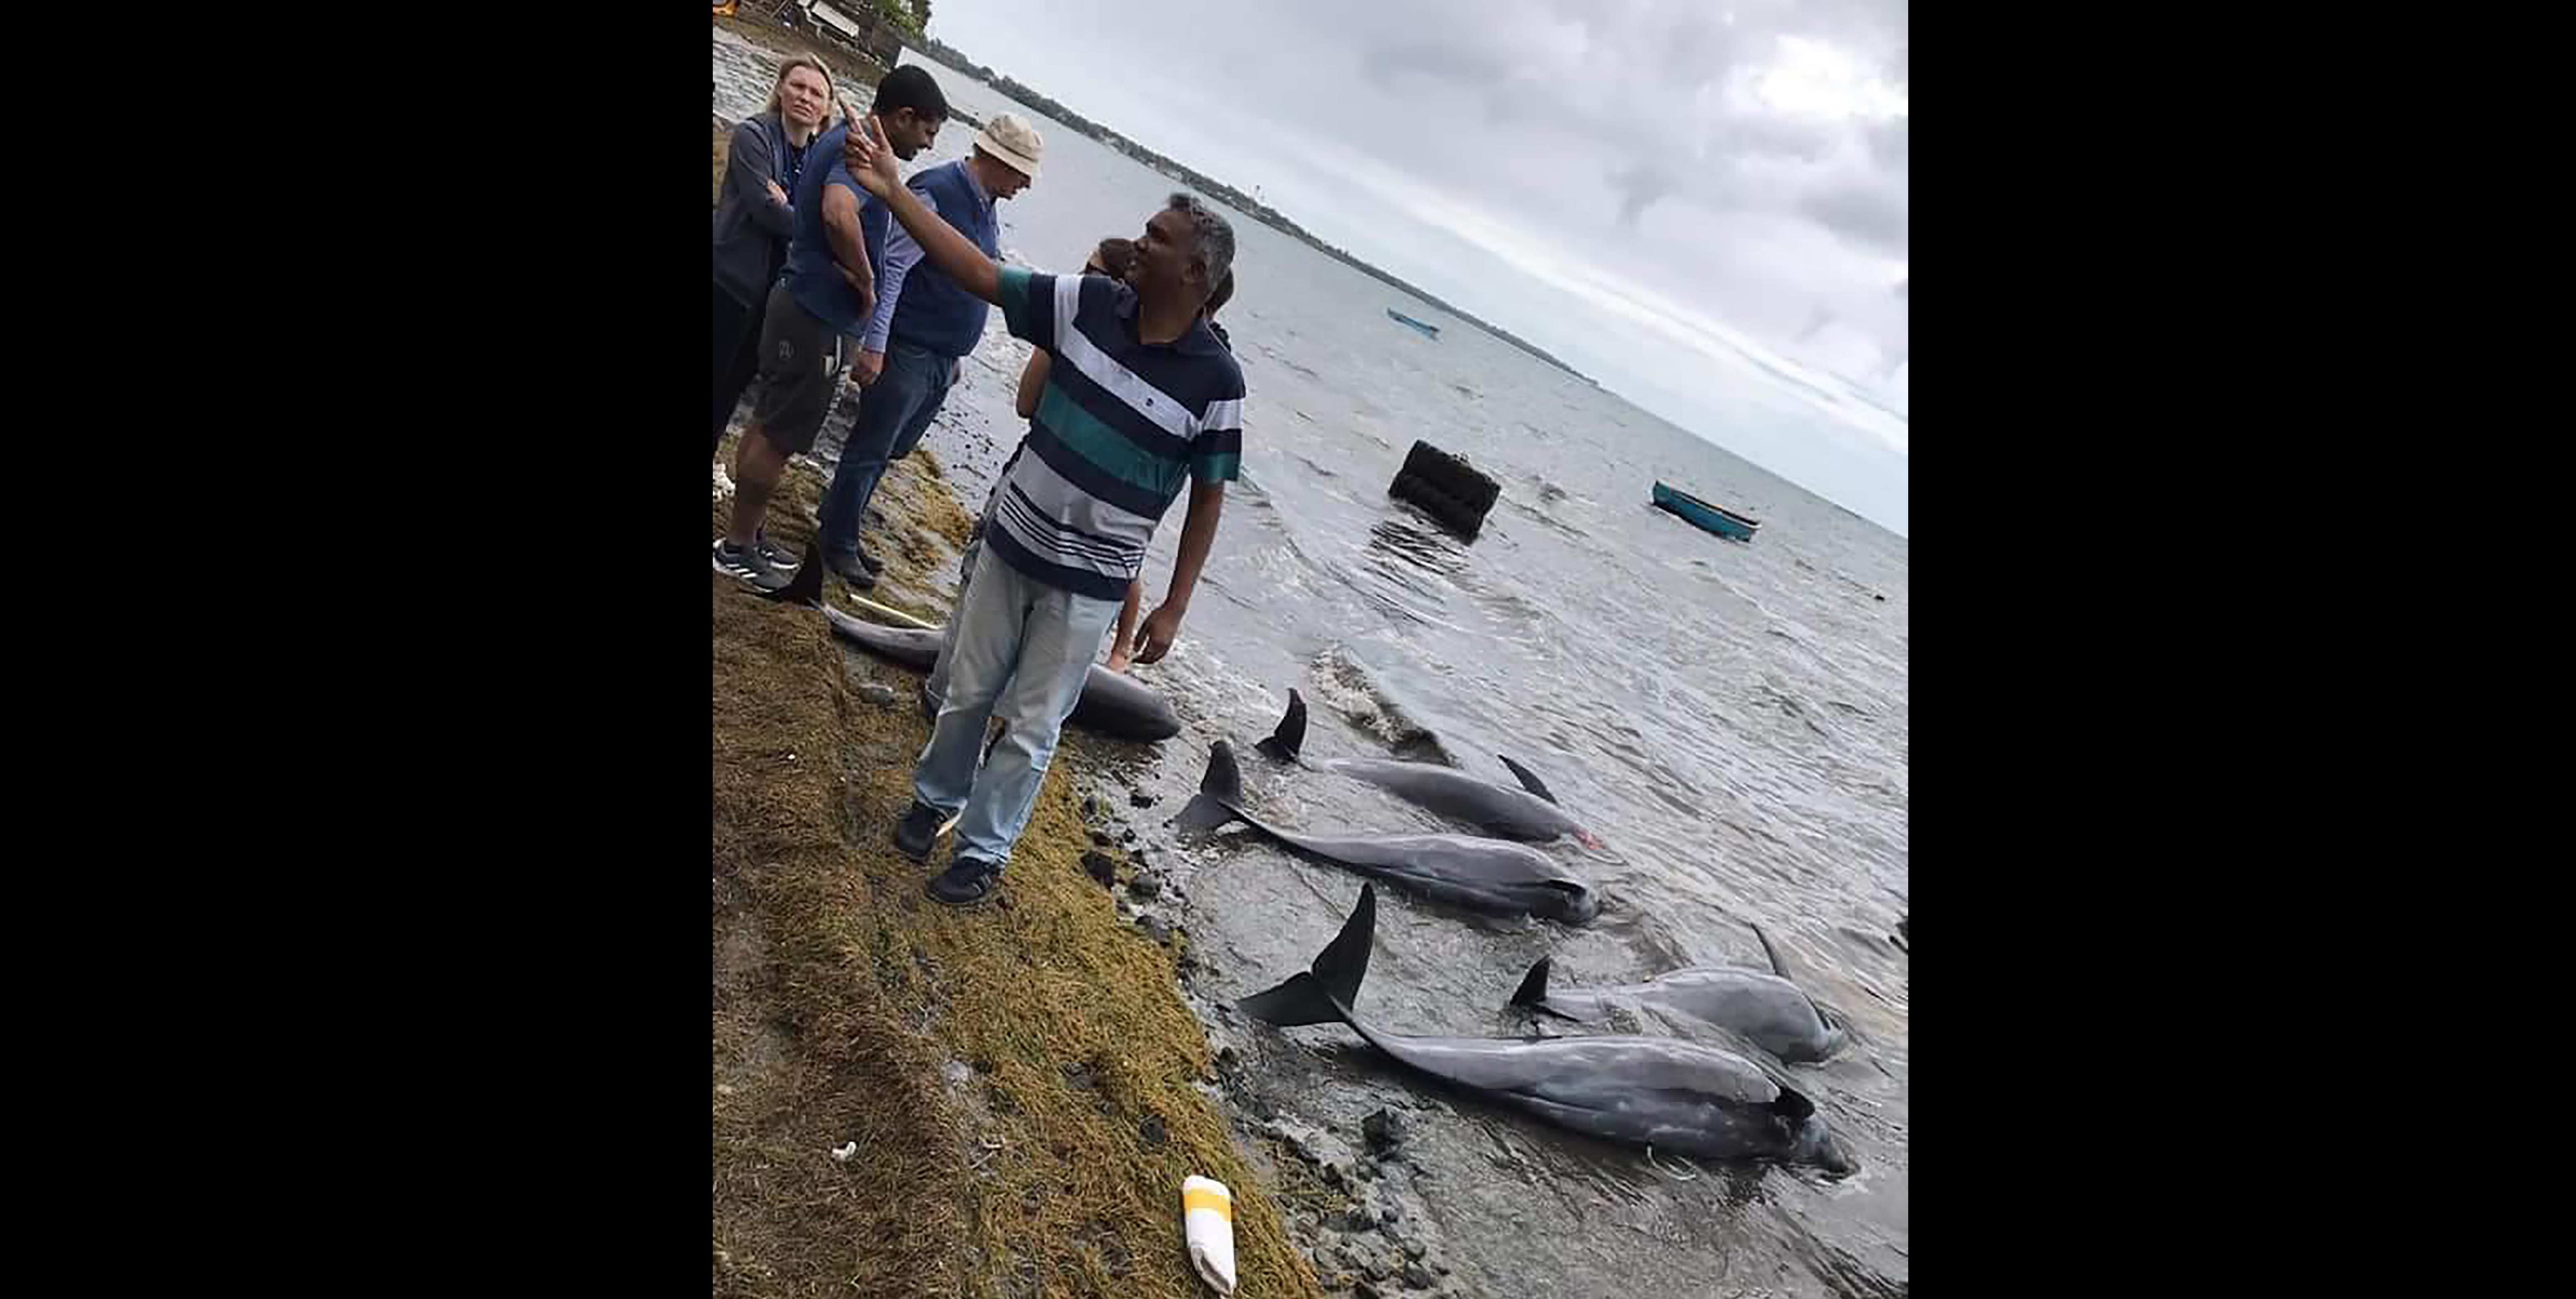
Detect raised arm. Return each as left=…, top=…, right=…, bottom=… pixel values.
left=844, top=118, right=1001, bottom=305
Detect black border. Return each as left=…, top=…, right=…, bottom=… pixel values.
left=340, top=6, right=2374, bottom=1290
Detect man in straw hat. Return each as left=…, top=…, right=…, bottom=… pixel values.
left=808, top=111, right=1044, bottom=592
left=842, top=114, right=1244, bottom=908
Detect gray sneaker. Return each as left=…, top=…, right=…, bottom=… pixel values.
left=712, top=539, right=788, bottom=592
left=753, top=530, right=804, bottom=574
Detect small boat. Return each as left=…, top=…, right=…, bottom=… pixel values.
left=1652, top=481, right=1762, bottom=542
left=1386, top=308, right=1442, bottom=340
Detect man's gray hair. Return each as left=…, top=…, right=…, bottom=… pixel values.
left=1167, top=193, right=1236, bottom=293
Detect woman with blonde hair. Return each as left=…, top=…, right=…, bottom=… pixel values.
left=714, top=55, right=835, bottom=470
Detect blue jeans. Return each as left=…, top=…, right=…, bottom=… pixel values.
left=818, top=341, right=955, bottom=560
left=913, top=546, right=1120, bottom=869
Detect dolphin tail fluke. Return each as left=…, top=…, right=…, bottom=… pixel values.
left=764, top=537, right=826, bottom=607
left=1254, top=688, right=1307, bottom=761
left=1238, top=971, right=1340, bottom=1027
left=1171, top=740, right=1250, bottom=835
left=1241, top=883, right=1375, bottom=1026
left=1172, top=793, right=1238, bottom=835
left=1497, top=753, right=1559, bottom=805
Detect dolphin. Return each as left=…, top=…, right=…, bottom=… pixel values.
left=1241, top=884, right=1852, bottom=1173
left=819, top=605, right=1183, bottom=742
left=1174, top=740, right=1597, bottom=924
left=1254, top=690, right=1602, bottom=848
left=1508, top=924, right=1849, bottom=1063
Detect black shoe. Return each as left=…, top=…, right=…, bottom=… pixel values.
left=892, top=800, right=945, bottom=861
left=828, top=549, right=878, bottom=590
left=927, top=855, right=1002, bottom=906
left=856, top=544, right=887, bottom=575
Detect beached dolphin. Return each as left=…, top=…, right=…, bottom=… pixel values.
left=1242, top=884, right=1853, bottom=1173
left=1174, top=740, right=1598, bottom=924
left=1254, top=690, right=1602, bottom=847
left=1508, top=925, right=1848, bottom=1063
left=819, top=606, right=1183, bottom=743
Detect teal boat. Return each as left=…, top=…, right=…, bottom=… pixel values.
left=1386, top=308, right=1442, bottom=340
left=1652, top=481, right=1762, bottom=542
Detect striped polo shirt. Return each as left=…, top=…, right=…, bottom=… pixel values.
left=986, top=266, right=1246, bottom=601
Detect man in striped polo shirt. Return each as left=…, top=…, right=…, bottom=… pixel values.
left=844, top=118, right=1244, bottom=907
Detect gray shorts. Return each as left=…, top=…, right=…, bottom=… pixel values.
left=748, top=282, right=840, bottom=455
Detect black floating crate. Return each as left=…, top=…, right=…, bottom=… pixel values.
left=1387, top=440, right=1500, bottom=539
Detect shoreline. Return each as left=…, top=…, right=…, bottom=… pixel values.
left=710, top=434, right=1332, bottom=1297
left=714, top=22, right=1481, bottom=1293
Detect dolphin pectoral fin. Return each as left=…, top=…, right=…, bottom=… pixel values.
left=1255, top=688, right=1308, bottom=761
left=1240, top=884, right=1376, bottom=1025
left=1497, top=753, right=1560, bottom=804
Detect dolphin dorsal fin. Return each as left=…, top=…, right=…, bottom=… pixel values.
left=1497, top=753, right=1559, bottom=804
left=1752, top=923, right=1793, bottom=982
left=1256, top=688, right=1308, bottom=762
left=1511, top=956, right=1552, bottom=1008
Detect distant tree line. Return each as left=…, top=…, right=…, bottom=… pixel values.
left=912, top=35, right=1595, bottom=383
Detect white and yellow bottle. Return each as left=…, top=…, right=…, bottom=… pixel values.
left=1180, top=1174, right=1237, bottom=1294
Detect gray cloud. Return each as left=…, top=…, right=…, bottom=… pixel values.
left=924, top=0, right=1911, bottom=427
left=1362, top=43, right=1513, bottom=92
left=1800, top=181, right=1907, bottom=255
left=1866, top=116, right=1908, bottom=172
left=1714, top=115, right=1842, bottom=165
left=1608, top=162, right=1680, bottom=227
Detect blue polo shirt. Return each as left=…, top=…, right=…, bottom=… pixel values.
left=781, top=121, right=891, bottom=336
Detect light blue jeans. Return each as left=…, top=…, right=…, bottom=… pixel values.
left=922, top=479, right=1004, bottom=706
left=913, top=546, right=1120, bottom=869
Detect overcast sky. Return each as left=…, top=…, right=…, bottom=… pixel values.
left=924, top=0, right=1908, bottom=533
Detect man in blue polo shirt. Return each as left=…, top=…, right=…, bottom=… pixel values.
left=844, top=118, right=1244, bottom=907
left=811, top=112, right=1042, bottom=591
left=713, top=66, right=948, bottom=591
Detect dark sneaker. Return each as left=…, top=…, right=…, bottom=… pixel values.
left=753, top=530, right=804, bottom=573
left=828, top=549, right=878, bottom=590
left=855, top=543, right=887, bottom=575
left=712, top=539, right=787, bottom=592
left=927, top=855, right=1002, bottom=906
left=892, top=800, right=946, bottom=862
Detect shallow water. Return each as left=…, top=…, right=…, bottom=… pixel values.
left=717, top=29, right=1907, bottom=1297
